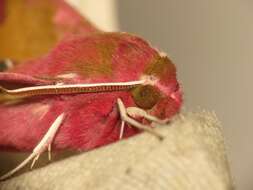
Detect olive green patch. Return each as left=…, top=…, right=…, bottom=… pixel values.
left=72, top=40, right=117, bottom=78
left=144, top=56, right=176, bottom=78
left=96, top=40, right=116, bottom=71
left=74, top=61, right=112, bottom=77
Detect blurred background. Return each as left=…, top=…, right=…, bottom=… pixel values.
left=67, top=0, right=252, bottom=189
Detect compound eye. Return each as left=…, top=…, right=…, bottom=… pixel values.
left=131, top=85, right=161, bottom=109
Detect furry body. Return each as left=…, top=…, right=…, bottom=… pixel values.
left=0, top=33, right=182, bottom=152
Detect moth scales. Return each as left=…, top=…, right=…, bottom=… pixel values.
left=0, top=78, right=167, bottom=180
left=0, top=33, right=182, bottom=180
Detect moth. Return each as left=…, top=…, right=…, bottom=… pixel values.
left=0, top=33, right=182, bottom=180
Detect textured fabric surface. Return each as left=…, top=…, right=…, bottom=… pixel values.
left=0, top=112, right=234, bottom=190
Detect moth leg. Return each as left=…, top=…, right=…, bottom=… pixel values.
left=30, top=142, right=52, bottom=169
left=30, top=155, right=40, bottom=169
left=48, top=143, right=52, bottom=161
left=126, top=107, right=169, bottom=125
left=119, top=121, right=125, bottom=139
left=0, top=113, right=65, bottom=181
left=30, top=142, right=53, bottom=169
left=117, top=98, right=163, bottom=140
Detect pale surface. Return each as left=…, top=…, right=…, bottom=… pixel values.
left=0, top=112, right=234, bottom=190
left=67, top=0, right=118, bottom=31
left=117, top=1, right=253, bottom=189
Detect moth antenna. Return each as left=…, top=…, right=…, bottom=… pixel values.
left=0, top=86, right=11, bottom=103
left=0, top=86, right=25, bottom=104
left=0, top=86, right=7, bottom=93
left=0, top=80, right=145, bottom=98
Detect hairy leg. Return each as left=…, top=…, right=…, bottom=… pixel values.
left=0, top=113, right=65, bottom=181
left=117, top=98, right=163, bottom=140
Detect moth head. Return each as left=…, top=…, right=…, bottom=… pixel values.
left=131, top=55, right=182, bottom=118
